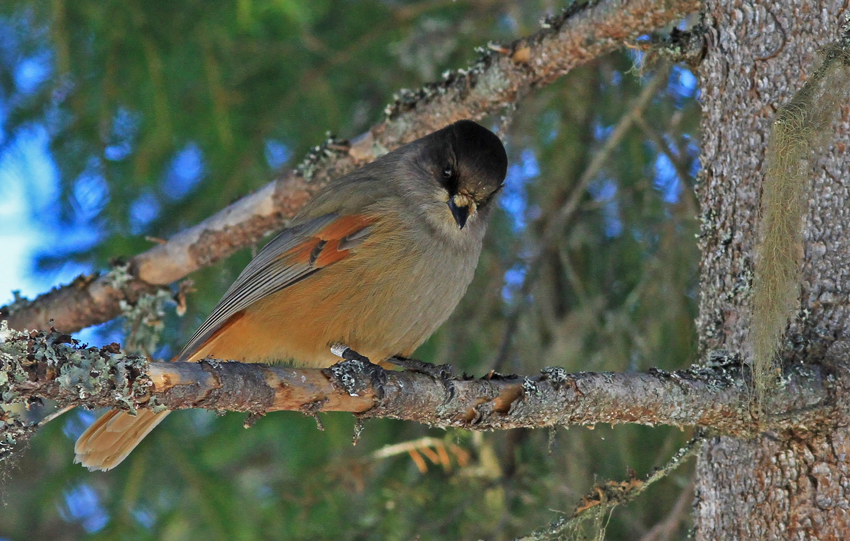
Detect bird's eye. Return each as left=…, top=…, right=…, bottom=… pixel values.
left=442, top=166, right=453, bottom=179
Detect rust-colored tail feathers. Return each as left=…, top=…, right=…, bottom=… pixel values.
left=74, top=409, right=171, bottom=471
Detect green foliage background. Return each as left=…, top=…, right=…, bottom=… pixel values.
left=0, top=1, right=700, bottom=539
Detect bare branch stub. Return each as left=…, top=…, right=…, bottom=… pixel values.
left=1, top=0, right=703, bottom=335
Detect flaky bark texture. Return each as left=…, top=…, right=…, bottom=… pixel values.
left=695, top=1, right=850, bottom=538
left=0, top=326, right=842, bottom=435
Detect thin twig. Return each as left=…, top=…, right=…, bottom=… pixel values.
left=633, top=113, right=699, bottom=218
left=493, top=65, right=672, bottom=371
left=514, top=435, right=705, bottom=541
left=637, top=481, right=695, bottom=541
left=37, top=404, right=75, bottom=427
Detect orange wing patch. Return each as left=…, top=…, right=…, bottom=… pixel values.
left=284, top=214, right=376, bottom=268
left=286, top=239, right=320, bottom=264
left=313, top=239, right=347, bottom=267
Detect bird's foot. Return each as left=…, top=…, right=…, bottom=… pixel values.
left=326, top=345, right=387, bottom=399
left=387, top=356, right=456, bottom=402
left=387, top=356, right=454, bottom=379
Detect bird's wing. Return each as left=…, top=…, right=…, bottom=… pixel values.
left=175, top=212, right=376, bottom=362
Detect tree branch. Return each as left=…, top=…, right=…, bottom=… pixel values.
left=515, top=435, right=704, bottom=541
left=1, top=323, right=840, bottom=442
left=1, top=0, right=702, bottom=334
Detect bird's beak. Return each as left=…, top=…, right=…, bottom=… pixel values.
left=447, top=197, right=470, bottom=229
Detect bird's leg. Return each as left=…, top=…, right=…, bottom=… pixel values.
left=326, top=345, right=387, bottom=399
left=387, top=356, right=456, bottom=402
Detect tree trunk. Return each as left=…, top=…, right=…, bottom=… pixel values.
left=695, top=1, right=850, bottom=538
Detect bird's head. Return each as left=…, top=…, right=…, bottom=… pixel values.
left=412, top=120, right=508, bottom=236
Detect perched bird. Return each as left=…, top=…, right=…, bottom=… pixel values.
left=75, top=119, right=508, bottom=471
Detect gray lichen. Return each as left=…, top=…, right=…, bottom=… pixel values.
left=0, top=408, right=37, bottom=469
left=295, top=133, right=351, bottom=180
left=104, top=261, right=134, bottom=290
left=541, top=366, right=569, bottom=384
left=120, top=288, right=172, bottom=356
left=0, top=321, right=150, bottom=412
left=382, top=48, right=496, bottom=121
left=0, top=320, right=155, bottom=466
left=522, top=377, right=541, bottom=397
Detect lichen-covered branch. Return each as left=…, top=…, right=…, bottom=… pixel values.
left=1, top=0, right=703, bottom=334
left=1, top=323, right=840, bottom=444
left=515, top=435, right=705, bottom=541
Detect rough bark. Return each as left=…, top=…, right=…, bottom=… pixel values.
left=695, top=1, right=850, bottom=538
left=0, top=0, right=702, bottom=335
left=0, top=325, right=844, bottom=436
